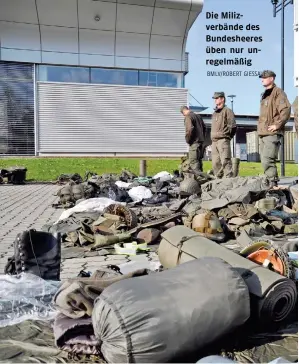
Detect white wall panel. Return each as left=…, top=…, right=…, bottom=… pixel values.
left=116, top=33, right=150, bottom=57
left=152, top=8, right=189, bottom=36
left=78, top=0, right=117, bottom=31
left=37, top=82, right=188, bottom=155
left=156, top=0, right=191, bottom=10
left=79, top=54, right=114, bottom=67
left=0, top=0, right=203, bottom=71
left=42, top=51, right=79, bottom=65
left=187, top=11, right=200, bottom=29
left=1, top=48, right=41, bottom=63
left=295, top=0, right=298, bottom=87
left=79, top=29, right=115, bottom=55
left=116, top=4, right=153, bottom=33
left=115, top=56, right=149, bottom=69
left=0, top=22, right=40, bottom=50
left=118, top=0, right=155, bottom=6
left=150, top=58, right=182, bottom=71
left=150, top=35, right=183, bottom=59
left=40, top=26, right=78, bottom=53
left=191, top=0, right=204, bottom=11
left=0, top=0, right=38, bottom=23
left=37, top=0, right=78, bottom=27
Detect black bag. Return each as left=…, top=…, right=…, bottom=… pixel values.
left=0, top=166, right=27, bottom=184
left=4, top=230, right=61, bottom=281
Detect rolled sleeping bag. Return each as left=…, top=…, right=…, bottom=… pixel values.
left=158, top=226, right=297, bottom=324
left=92, top=258, right=250, bottom=364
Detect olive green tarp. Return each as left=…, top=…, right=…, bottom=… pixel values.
left=0, top=320, right=105, bottom=363
left=0, top=319, right=297, bottom=363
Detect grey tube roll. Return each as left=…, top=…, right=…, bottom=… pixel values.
left=92, top=258, right=250, bottom=363
left=158, top=226, right=297, bottom=324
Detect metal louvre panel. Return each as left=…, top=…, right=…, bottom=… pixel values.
left=294, top=0, right=298, bottom=87
left=0, top=62, right=34, bottom=156
left=280, top=131, right=296, bottom=162
left=37, top=82, right=188, bottom=155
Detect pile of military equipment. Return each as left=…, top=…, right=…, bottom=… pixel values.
left=0, top=163, right=298, bottom=363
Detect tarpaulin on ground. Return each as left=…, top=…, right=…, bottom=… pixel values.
left=0, top=320, right=105, bottom=363
left=0, top=319, right=297, bottom=363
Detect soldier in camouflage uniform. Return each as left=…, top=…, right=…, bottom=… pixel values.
left=180, top=106, right=206, bottom=175
left=258, top=70, right=291, bottom=187
left=211, top=92, right=237, bottom=178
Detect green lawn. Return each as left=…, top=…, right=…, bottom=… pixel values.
left=0, top=158, right=297, bottom=182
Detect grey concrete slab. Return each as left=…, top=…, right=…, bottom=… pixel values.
left=0, top=184, right=160, bottom=279
left=0, top=184, right=61, bottom=266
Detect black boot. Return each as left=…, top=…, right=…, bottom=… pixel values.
left=4, top=230, right=61, bottom=281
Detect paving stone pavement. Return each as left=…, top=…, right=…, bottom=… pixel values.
left=0, top=184, right=160, bottom=279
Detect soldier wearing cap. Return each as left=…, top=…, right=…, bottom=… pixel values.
left=258, top=70, right=291, bottom=186
left=211, top=92, right=237, bottom=178
left=180, top=105, right=206, bottom=174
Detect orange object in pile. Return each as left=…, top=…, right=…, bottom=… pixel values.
left=247, top=249, right=285, bottom=275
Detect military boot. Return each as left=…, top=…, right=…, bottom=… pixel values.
left=4, top=230, right=61, bottom=281
left=2, top=166, right=27, bottom=184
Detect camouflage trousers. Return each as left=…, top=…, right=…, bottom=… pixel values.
left=212, top=138, right=233, bottom=178
left=188, top=142, right=205, bottom=173
left=259, top=134, right=281, bottom=181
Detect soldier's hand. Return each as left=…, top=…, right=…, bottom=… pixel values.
left=268, top=125, right=279, bottom=132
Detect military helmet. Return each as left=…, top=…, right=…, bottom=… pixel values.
left=192, top=212, right=226, bottom=242
left=179, top=178, right=201, bottom=196
left=240, top=240, right=294, bottom=279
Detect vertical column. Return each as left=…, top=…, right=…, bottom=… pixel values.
left=139, top=160, right=147, bottom=177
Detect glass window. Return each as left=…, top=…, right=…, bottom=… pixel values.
left=139, top=71, right=156, bottom=86
left=139, top=71, right=181, bottom=88
left=0, top=61, right=33, bottom=80
left=38, top=65, right=89, bottom=83
left=91, top=68, right=138, bottom=86
left=0, top=62, right=35, bottom=155
left=157, top=73, right=179, bottom=88
left=36, top=65, right=182, bottom=88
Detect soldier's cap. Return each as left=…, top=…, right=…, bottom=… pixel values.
left=213, top=92, right=225, bottom=99
left=180, top=105, right=189, bottom=113
left=259, top=70, right=276, bottom=78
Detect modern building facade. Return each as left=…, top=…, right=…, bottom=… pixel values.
left=0, top=0, right=204, bottom=156
left=295, top=0, right=298, bottom=88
